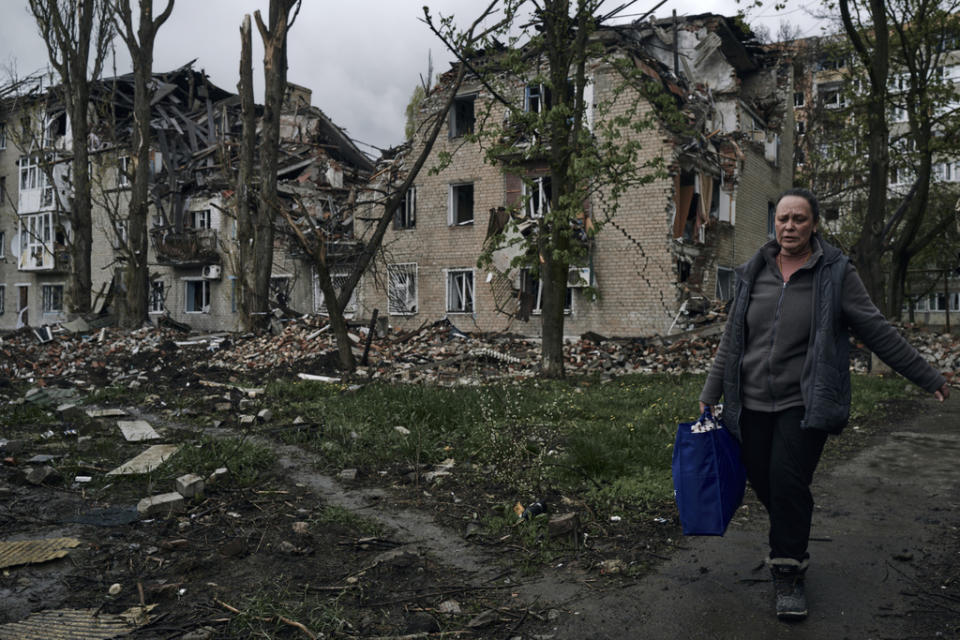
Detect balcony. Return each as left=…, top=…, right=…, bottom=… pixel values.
left=151, top=227, right=221, bottom=267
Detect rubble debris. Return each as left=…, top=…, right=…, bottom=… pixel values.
left=86, top=408, right=127, bottom=418
left=0, top=308, right=955, bottom=389
left=0, top=537, right=82, bottom=570
left=107, top=444, right=180, bottom=476
left=137, top=492, right=186, bottom=517
left=0, top=605, right=155, bottom=640
left=118, top=420, right=160, bottom=442
left=176, top=473, right=205, bottom=498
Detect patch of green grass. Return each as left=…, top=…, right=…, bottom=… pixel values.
left=84, top=385, right=148, bottom=407
left=312, top=505, right=383, bottom=537
left=849, top=372, right=918, bottom=423
left=226, top=577, right=348, bottom=638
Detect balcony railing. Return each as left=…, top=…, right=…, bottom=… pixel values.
left=151, top=227, right=221, bottom=266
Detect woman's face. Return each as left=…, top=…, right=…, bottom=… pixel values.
left=775, top=195, right=818, bottom=256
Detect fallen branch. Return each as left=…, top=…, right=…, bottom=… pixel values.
left=359, top=632, right=474, bottom=640
left=215, top=598, right=316, bottom=639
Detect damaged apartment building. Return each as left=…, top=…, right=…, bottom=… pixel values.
left=358, top=13, right=794, bottom=337
left=0, top=64, right=373, bottom=333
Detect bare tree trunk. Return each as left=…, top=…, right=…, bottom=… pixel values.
left=115, top=0, right=174, bottom=328
left=841, top=0, right=890, bottom=310
left=237, top=14, right=258, bottom=330
left=29, top=0, right=114, bottom=316
left=242, top=0, right=298, bottom=333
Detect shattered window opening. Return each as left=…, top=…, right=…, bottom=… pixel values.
left=793, top=92, right=804, bottom=108
left=184, top=279, right=210, bottom=314
left=118, top=155, right=130, bottom=188
left=450, top=94, right=476, bottom=138
left=677, top=259, right=691, bottom=283
left=395, top=186, right=416, bottom=229
left=270, top=276, right=292, bottom=309
left=41, top=284, right=63, bottom=314
left=447, top=269, right=474, bottom=313
left=387, top=263, right=418, bottom=315
left=149, top=281, right=165, bottom=314
left=520, top=267, right=571, bottom=316
left=524, top=176, right=552, bottom=219
left=314, top=271, right=357, bottom=315
left=188, top=209, right=212, bottom=229
left=716, top=267, right=735, bottom=302
left=449, top=183, right=474, bottom=226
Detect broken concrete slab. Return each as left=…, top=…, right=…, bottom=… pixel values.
left=118, top=420, right=160, bottom=442
left=62, top=317, right=91, bottom=334
left=175, top=473, right=204, bottom=498
left=137, top=492, right=185, bottom=517
left=107, top=444, right=180, bottom=476
left=0, top=537, right=82, bottom=569
left=86, top=408, right=127, bottom=418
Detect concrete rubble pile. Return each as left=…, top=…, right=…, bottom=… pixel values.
left=0, top=315, right=958, bottom=387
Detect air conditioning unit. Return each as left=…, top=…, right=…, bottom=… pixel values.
left=568, top=266, right=591, bottom=287
left=202, top=265, right=222, bottom=280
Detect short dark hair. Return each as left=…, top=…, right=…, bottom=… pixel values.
left=775, top=188, right=820, bottom=222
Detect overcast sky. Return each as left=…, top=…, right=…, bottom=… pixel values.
left=1, top=1, right=828, bottom=155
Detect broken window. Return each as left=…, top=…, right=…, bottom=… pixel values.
left=449, top=94, right=475, bottom=138
left=19, top=156, right=40, bottom=191
left=149, top=281, right=165, bottom=314
left=796, top=120, right=805, bottom=135
left=118, top=155, right=130, bottom=188
left=447, top=269, right=474, bottom=313
left=395, top=186, right=416, bottom=229
left=524, top=176, right=551, bottom=219
left=314, top=271, right=357, bottom=315
left=270, top=276, right=292, bottom=308
left=677, top=259, right=691, bottom=283
left=793, top=92, right=804, bottom=108
left=449, top=183, right=474, bottom=225
left=817, top=83, right=845, bottom=109
left=19, top=212, right=53, bottom=269
left=672, top=171, right=699, bottom=241
left=185, top=279, right=210, bottom=313
left=387, top=263, right=418, bottom=315
left=41, top=284, right=63, bottom=314
left=716, top=267, right=735, bottom=301
left=520, top=267, right=571, bottom=317
left=525, top=83, right=551, bottom=113
left=188, top=209, right=212, bottom=229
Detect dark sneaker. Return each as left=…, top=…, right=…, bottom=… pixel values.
left=773, top=571, right=808, bottom=620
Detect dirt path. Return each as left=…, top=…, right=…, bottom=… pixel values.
left=513, top=398, right=960, bottom=639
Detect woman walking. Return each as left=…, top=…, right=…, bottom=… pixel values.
left=699, top=187, right=950, bottom=620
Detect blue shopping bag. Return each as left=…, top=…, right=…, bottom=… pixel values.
left=671, top=407, right=746, bottom=536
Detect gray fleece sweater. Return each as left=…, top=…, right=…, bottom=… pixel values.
left=700, top=237, right=945, bottom=413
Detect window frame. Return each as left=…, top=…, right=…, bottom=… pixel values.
left=41, top=283, right=64, bottom=314
left=189, top=209, right=212, bottom=229
left=716, top=266, right=735, bottom=301
left=446, top=268, right=475, bottom=314
left=395, top=186, right=416, bottom=229
left=387, top=263, right=418, bottom=315
left=184, top=279, right=210, bottom=314
left=149, top=280, right=165, bottom=314
left=448, top=182, right=475, bottom=226
left=449, top=94, right=476, bottom=138
left=314, top=270, right=358, bottom=315
left=520, top=267, right=571, bottom=315
left=118, top=155, right=130, bottom=188
left=523, top=175, right=552, bottom=219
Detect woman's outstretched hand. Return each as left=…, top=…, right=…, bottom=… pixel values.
left=699, top=401, right=709, bottom=414
left=935, top=382, right=951, bottom=402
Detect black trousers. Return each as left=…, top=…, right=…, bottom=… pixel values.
left=739, top=406, right=828, bottom=563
